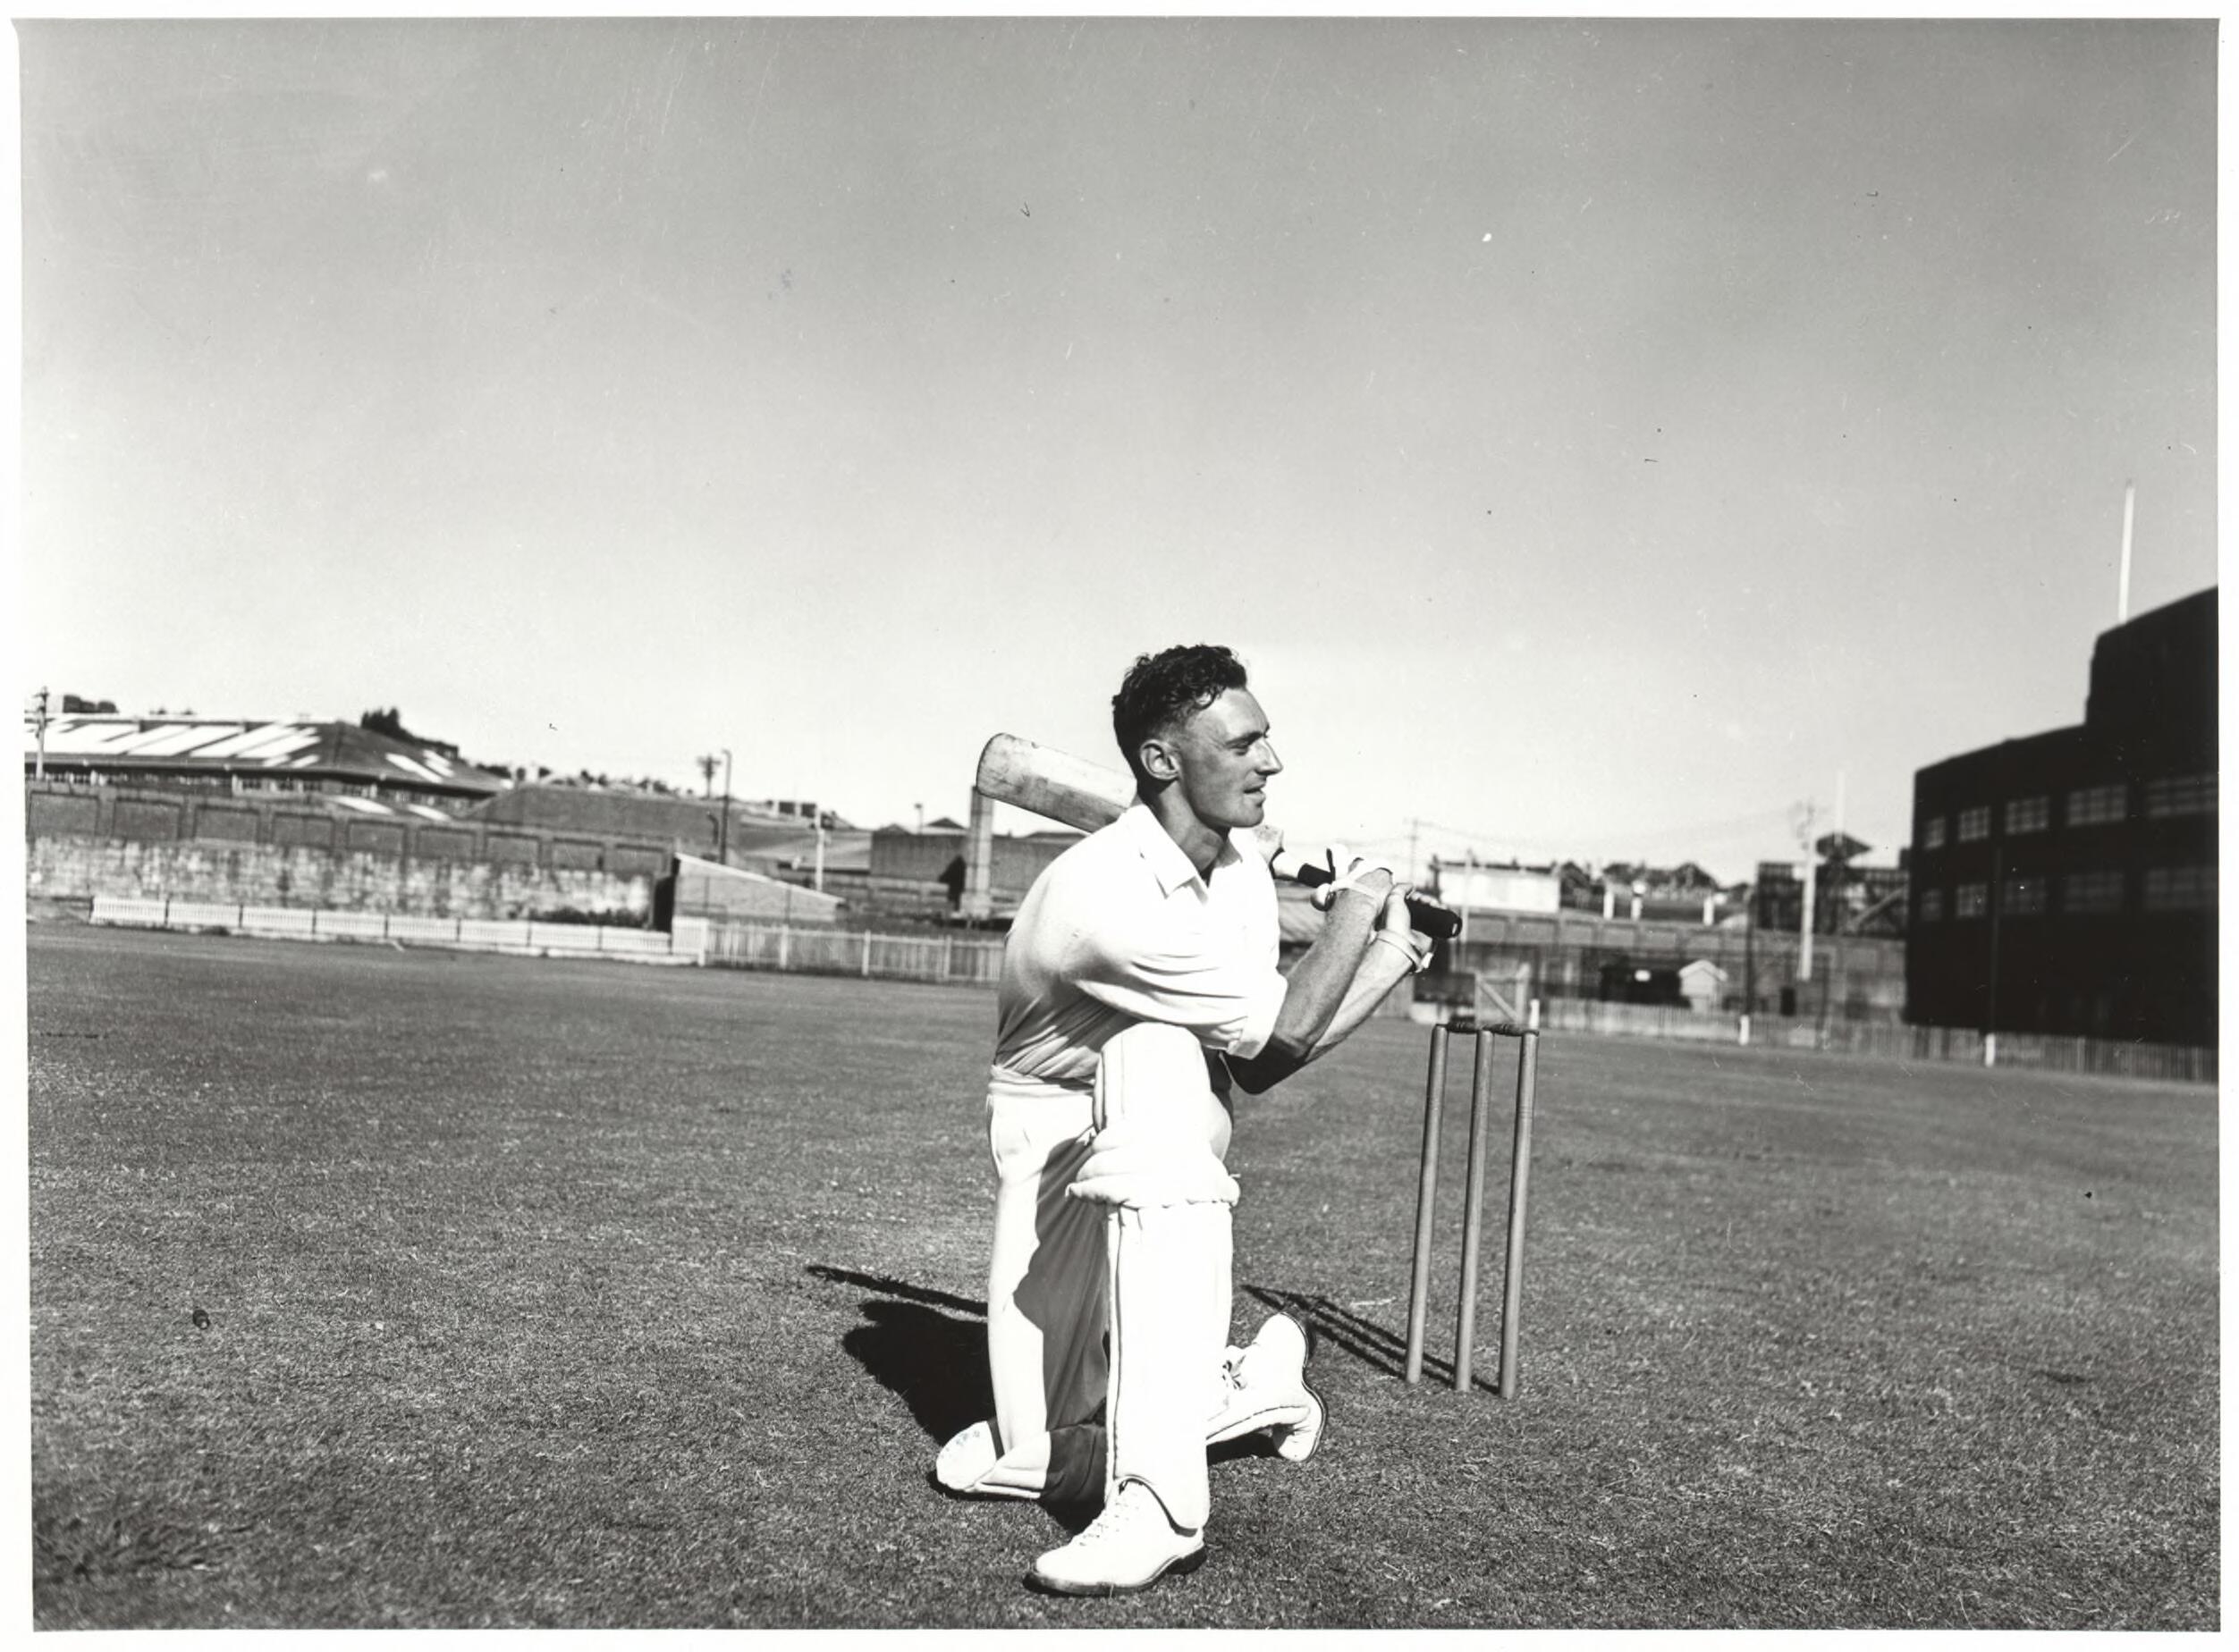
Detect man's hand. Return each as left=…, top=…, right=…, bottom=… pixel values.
left=1378, top=880, right=1436, bottom=971
left=1307, top=845, right=1395, bottom=911
left=1246, top=823, right=1286, bottom=869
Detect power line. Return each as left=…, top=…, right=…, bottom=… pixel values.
left=1408, top=804, right=1800, bottom=859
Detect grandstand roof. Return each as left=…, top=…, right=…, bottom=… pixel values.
left=22, top=716, right=510, bottom=796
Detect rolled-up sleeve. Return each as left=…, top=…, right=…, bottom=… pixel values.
left=1068, top=913, right=1288, bottom=1059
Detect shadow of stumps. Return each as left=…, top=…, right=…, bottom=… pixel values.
left=808, top=1266, right=1502, bottom=1459
left=1240, top=1281, right=1500, bottom=1395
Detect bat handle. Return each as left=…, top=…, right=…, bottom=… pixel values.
left=1285, top=861, right=1462, bottom=941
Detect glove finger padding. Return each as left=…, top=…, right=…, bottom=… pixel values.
left=1309, top=843, right=1393, bottom=911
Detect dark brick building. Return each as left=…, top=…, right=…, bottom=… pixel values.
left=868, top=822, right=1080, bottom=917
left=1905, top=588, right=2216, bottom=1045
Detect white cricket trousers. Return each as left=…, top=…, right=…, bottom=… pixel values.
left=984, top=1025, right=1235, bottom=1530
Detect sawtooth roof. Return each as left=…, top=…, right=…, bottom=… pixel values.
left=23, top=716, right=509, bottom=795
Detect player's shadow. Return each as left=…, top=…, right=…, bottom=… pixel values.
left=807, top=1265, right=993, bottom=1445
left=1241, top=1280, right=1494, bottom=1394
left=808, top=1266, right=1491, bottom=1445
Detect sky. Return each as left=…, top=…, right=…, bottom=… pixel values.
left=12, top=16, right=2219, bottom=883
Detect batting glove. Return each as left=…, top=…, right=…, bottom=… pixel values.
left=1309, top=845, right=1395, bottom=911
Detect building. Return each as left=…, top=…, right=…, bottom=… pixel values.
left=22, top=713, right=510, bottom=814
left=26, top=777, right=671, bottom=922
left=871, top=819, right=1080, bottom=921
left=1677, top=959, right=1729, bottom=1013
left=1569, top=860, right=1738, bottom=924
left=1754, top=856, right=1910, bottom=940
left=657, top=854, right=845, bottom=926
left=1905, top=587, right=2216, bottom=1045
left=1429, top=859, right=1563, bottom=915
left=467, top=782, right=856, bottom=868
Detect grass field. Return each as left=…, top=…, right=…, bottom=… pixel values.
left=26, top=923, right=2219, bottom=1629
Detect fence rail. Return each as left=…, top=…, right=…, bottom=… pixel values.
left=1527, top=996, right=2216, bottom=1085
left=702, top=921, right=1006, bottom=986
left=89, top=894, right=705, bottom=965
left=81, top=897, right=2216, bottom=1084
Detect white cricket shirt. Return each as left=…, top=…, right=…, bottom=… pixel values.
left=992, top=802, right=1287, bottom=1087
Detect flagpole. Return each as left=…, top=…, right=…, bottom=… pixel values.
left=2118, top=480, right=2135, bottom=624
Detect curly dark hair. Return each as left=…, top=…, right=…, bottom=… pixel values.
left=1111, top=645, right=1249, bottom=785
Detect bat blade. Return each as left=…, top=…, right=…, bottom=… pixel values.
left=975, top=732, right=1136, bottom=834
left=974, top=732, right=1461, bottom=941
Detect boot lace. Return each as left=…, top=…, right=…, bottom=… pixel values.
left=1071, top=1484, right=1166, bottom=1553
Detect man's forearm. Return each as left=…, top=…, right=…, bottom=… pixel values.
left=1301, top=939, right=1415, bottom=1058
left=1269, top=887, right=1382, bottom=1049
left=1233, top=939, right=1412, bottom=1092
left=1227, top=887, right=1385, bottom=1092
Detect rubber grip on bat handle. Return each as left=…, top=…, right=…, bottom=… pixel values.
left=1288, top=863, right=1462, bottom=940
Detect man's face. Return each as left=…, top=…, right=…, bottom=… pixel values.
left=1159, top=687, right=1283, bottom=830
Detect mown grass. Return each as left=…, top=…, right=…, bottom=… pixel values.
left=26, top=923, right=2218, bottom=1628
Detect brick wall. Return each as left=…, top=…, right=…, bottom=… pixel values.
left=28, top=837, right=652, bottom=921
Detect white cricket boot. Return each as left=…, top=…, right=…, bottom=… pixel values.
left=1204, top=1311, right=1325, bottom=1462
left=1027, top=1479, right=1205, bottom=1597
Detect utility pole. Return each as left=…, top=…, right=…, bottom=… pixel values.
left=718, top=750, right=733, bottom=864
left=1825, top=770, right=1847, bottom=1028
left=1794, top=800, right=1820, bottom=985
left=697, top=753, right=719, bottom=797
left=1743, top=872, right=1757, bottom=1012
left=32, top=686, right=50, bottom=780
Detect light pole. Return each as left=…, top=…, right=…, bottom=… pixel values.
left=32, top=686, right=50, bottom=780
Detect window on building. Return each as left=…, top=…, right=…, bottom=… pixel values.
left=2003, top=796, right=2049, bottom=834
left=2144, top=773, right=2218, bottom=818
left=2066, top=783, right=2127, bottom=827
left=1955, top=882, right=1988, bottom=918
left=2143, top=865, right=2218, bottom=911
left=1916, top=888, right=1944, bottom=923
left=2001, top=876, right=2047, bottom=915
left=1956, top=806, right=1990, bottom=842
left=1920, top=815, right=1946, bottom=850
left=2061, top=870, right=2125, bottom=914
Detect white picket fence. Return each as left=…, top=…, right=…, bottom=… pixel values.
left=89, top=894, right=709, bottom=965
left=702, top=921, right=1007, bottom=986
left=91, top=898, right=2205, bottom=1083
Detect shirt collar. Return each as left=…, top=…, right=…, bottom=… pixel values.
left=1120, top=800, right=1239, bottom=898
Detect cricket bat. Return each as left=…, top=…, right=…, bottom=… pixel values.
left=975, top=732, right=1461, bottom=940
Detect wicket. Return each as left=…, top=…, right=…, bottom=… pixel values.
left=1403, top=1019, right=1541, bottom=1397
